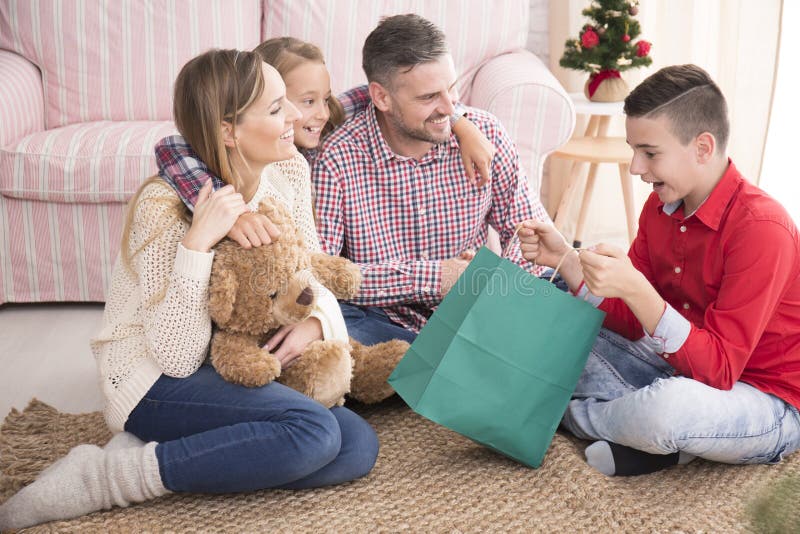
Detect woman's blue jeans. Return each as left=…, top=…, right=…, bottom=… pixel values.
left=562, top=328, right=800, bottom=464
left=124, top=365, right=379, bottom=493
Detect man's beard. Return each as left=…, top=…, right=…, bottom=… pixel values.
left=387, top=108, right=451, bottom=145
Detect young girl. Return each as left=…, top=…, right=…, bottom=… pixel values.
left=155, top=37, right=496, bottom=249
left=0, top=49, right=378, bottom=530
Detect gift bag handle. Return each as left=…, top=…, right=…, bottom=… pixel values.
left=506, top=226, right=586, bottom=286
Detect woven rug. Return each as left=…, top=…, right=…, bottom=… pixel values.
left=1, top=398, right=798, bottom=533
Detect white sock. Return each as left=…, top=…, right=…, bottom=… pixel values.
left=104, top=432, right=145, bottom=451
left=585, top=441, right=616, bottom=475
left=0, top=441, right=169, bottom=530
left=585, top=440, right=694, bottom=476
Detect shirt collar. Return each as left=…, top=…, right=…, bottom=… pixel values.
left=364, top=103, right=458, bottom=166
left=661, top=159, right=742, bottom=231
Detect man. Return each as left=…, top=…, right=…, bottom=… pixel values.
left=313, top=14, right=550, bottom=347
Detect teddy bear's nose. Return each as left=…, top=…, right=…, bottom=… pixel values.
left=296, top=286, right=313, bottom=306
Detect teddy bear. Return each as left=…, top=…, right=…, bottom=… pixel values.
left=207, top=196, right=408, bottom=407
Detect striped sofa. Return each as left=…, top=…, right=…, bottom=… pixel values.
left=0, top=0, right=574, bottom=305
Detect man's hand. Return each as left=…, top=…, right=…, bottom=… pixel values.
left=440, top=256, right=471, bottom=296
left=517, top=220, right=572, bottom=268
left=453, top=116, right=495, bottom=187
left=263, top=317, right=323, bottom=368
left=228, top=211, right=281, bottom=249
left=579, top=244, right=641, bottom=299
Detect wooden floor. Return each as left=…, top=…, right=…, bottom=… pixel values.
left=0, top=303, right=105, bottom=420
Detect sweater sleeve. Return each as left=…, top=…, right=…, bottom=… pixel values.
left=308, top=278, right=349, bottom=343
left=130, top=182, right=214, bottom=377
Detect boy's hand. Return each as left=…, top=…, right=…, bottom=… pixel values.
left=452, top=117, right=495, bottom=187
left=228, top=211, right=281, bottom=249
left=579, top=244, right=640, bottom=299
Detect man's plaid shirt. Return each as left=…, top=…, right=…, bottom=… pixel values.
left=312, top=104, right=549, bottom=333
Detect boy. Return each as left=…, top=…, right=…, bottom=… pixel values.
left=518, top=64, right=800, bottom=476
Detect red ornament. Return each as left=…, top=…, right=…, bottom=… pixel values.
left=629, top=6, right=639, bottom=15
left=636, top=40, right=651, bottom=57
left=581, top=28, right=600, bottom=49
left=622, top=34, right=631, bottom=43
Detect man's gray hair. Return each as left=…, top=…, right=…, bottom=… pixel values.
left=362, top=13, right=449, bottom=87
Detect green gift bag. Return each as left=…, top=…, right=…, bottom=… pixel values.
left=388, top=247, right=605, bottom=468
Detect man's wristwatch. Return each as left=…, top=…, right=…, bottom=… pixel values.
left=450, top=102, right=467, bottom=125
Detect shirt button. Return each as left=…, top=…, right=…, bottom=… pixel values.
left=663, top=354, right=670, bottom=359
left=421, top=251, right=429, bottom=260
left=680, top=225, right=687, bottom=233
left=422, top=287, right=431, bottom=293
left=674, top=266, right=681, bottom=274
left=419, top=208, right=427, bottom=216
left=682, top=302, right=690, bottom=310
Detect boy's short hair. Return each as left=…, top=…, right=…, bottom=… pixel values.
left=624, top=64, right=729, bottom=152
left=362, top=14, right=448, bottom=87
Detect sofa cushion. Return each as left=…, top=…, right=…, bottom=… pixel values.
left=0, top=121, right=178, bottom=203
left=0, top=0, right=262, bottom=129
left=262, top=0, right=530, bottom=95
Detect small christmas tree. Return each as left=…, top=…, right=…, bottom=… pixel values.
left=560, top=0, right=652, bottom=102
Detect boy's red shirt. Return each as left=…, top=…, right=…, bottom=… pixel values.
left=600, top=160, right=800, bottom=409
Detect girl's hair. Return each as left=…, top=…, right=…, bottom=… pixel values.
left=119, top=48, right=265, bottom=278
left=254, top=37, right=345, bottom=138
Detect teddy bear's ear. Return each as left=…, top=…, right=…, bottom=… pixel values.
left=208, top=267, right=238, bottom=326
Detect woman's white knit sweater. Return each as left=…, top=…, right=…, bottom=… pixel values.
left=91, top=153, right=347, bottom=432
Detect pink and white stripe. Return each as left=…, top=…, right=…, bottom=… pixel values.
left=1, top=195, right=125, bottom=302
left=0, top=50, right=44, bottom=147
left=470, top=50, right=576, bottom=199
left=262, top=0, right=530, bottom=96
left=0, top=0, right=262, bottom=129
left=0, top=121, right=179, bottom=203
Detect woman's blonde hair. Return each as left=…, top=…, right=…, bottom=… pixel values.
left=255, top=37, right=345, bottom=138
left=119, top=49, right=266, bottom=278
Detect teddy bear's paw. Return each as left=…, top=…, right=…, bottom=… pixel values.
left=348, top=338, right=410, bottom=404
left=310, top=254, right=363, bottom=300
left=211, top=351, right=282, bottom=388
left=279, top=340, right=352, bottom=408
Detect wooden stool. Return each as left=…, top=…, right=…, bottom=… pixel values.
left=552, top=94, right=636, bottom=248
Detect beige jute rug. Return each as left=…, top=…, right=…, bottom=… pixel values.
left=1, top=398, right=798, bottom=533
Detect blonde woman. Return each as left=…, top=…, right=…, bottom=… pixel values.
left=0, top=49, right=378, bottom=530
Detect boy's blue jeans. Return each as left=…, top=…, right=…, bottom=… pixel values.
left=563, top=328, right=800, bottom=464
left=124, top=365, right=379, bottom=493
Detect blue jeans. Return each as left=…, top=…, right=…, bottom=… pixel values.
left=340, top=302, right=417, bottom=345
left=124, top=365, right=379, bottom=493
left=562, top=328, right=800, bottom=464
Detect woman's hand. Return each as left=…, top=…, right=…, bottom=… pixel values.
left=452, top=116, right=495, bottom=187
left=227, top=211, right=281, bottom=249
left=263, top=317, right=323, bottom=368
left=181, top=180, right=249, bottom=252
